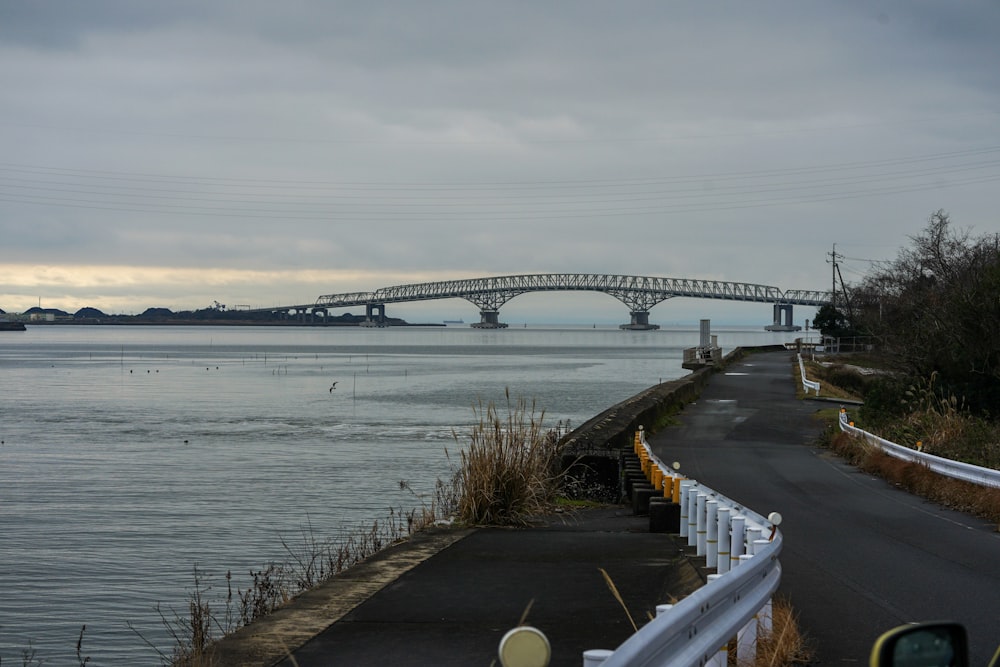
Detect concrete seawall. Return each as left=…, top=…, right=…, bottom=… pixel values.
left=560, top=346, right=758, bottom=454
left=558, top=346, right=773, bottom=500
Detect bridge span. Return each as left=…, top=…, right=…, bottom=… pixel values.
left=273, top=273, right=831, bottom=330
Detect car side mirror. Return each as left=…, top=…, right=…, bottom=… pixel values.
left=870, top=622, right=968, bottom=667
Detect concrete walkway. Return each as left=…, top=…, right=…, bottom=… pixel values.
left=212, top=507, right=702, bottom=667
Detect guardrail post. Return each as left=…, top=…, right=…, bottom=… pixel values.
left=753, top=539, right=774, bottom=636
left=583, top=649, right=614, bottom=666
left=716, top=507, right=731, bottom=574
left=708, top=574, right=730, bottom=667
left=736, top=556, right=758, bottom=664
left=706, top=500, right=719, bottom=568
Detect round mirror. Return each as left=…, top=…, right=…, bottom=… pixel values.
left=498, top=626, right=551, bottom=667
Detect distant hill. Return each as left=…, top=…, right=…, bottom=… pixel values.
left=24, top=306, right=70, bottom=316
left=75, top=307, right=108, bottom=318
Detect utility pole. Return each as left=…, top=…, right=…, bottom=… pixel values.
left=827, top=244, right=843, bottom=308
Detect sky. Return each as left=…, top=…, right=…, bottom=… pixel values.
left=2, top=1, right=999, bottom=325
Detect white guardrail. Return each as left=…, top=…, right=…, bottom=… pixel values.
left=797, top=353, right=821, bottom=396
left=584, top=430, right=783, bottom=667
left=838, top=411, right=1000, bottom=489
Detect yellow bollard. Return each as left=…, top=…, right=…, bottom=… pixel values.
left=652, top=466, right=662, bottom=491
left=672, top=477, right=684, bottom=504
left=663, top=475, right=673, bottom=498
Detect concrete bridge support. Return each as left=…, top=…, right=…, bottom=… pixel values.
left=765, top=303, right=801, bottom=332
left=362, top=303, right=388, bottom=327
left=619, top=311, right=660, bottom=331
left=471, top=310, right=508, bottom=329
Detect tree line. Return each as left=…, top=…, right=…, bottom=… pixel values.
left=813, top=210, right=1000, bottom=418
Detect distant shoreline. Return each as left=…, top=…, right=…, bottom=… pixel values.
left=18, top=319, right=444, bottom=327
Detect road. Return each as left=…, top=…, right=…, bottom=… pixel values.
left=647, top=351, right=1000, bottom=665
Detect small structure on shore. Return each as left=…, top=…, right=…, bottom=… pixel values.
left=682, top=319, right=722, bottom=370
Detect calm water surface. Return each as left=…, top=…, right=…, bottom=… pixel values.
left=0, top=324, right=801, bottom=664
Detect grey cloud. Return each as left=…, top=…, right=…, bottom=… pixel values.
left=1, top=1, right=998, bottom=314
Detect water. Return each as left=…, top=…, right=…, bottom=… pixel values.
left=0, top=324, right=801, bottom=664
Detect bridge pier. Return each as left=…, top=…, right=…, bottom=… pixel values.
left=765, top=304, right=801, bottom=332
left=361, top=303, right=388, bottom=327
left=471, top=310, right=508, bottom=329
left=619, top=311, right=660, bottom=331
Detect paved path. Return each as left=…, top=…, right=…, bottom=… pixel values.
left=269, top=509, right=701, bottom=667
left=648, top=350, right=1000, bottom=665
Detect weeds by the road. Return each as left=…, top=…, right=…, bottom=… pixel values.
left=829, top=430, right=1000, bottom=528
left=745, top=598, right=812, bottom=667
left=808, top=358, right=1000, bottom=519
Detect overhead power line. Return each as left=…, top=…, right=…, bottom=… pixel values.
left=1, top=145, right=998, bottom=222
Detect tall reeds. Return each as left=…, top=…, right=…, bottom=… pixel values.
left=453, top=390, right=564, bottom=526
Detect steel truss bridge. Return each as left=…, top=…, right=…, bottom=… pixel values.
left=271, top=273, right=831, bottom=330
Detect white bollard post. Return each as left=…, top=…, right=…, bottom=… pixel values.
left=583, top=649, right=614, bottom=666
left=687, top=487, right=699, bottom=547
left=706, top=500, right=719, bottom=568
left=746, top=526, right=762, bottom=553
left=716, top=507, right=731, bottom=575
left=696, top=493, right=707, bottom=555
left=730, top=516, right=746, bottom=568
left=679, top=481, right=693, bottom=538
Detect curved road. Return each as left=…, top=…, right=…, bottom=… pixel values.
left=647, top=351, right=1000, bottom=665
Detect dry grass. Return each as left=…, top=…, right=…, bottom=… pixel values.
left=745, top=598, right=813, bottom=667
left=829, top=431, right=1000, bottom=528
left=453, top=390, right=564, bottom=526
left=872, top=374, right=1000, bottom=470
left=161, top=504, right=445, bottom=666
left=798, top=360, right=864, bottom=402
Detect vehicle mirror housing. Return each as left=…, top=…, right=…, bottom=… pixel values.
left=870, top=622, right=968, bottom=667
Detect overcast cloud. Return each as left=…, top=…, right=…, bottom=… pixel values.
left=2, top=1, right=999, bottom=324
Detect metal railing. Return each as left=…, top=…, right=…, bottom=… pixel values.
left=838, top=411, right=1000, bottom=489
left=585, top=429, right=783, bottom=667
left=797, top=353, right=821, bottom=396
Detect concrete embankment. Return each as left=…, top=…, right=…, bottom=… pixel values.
left=561, top=346, right=762, bottom=454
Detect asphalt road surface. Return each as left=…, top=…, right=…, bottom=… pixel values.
left=648, top=350, right=1000, bottom=665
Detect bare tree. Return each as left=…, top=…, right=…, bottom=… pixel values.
left=851, top=211, right=1000, bottom=413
